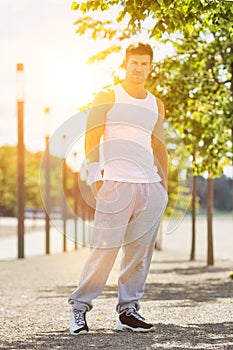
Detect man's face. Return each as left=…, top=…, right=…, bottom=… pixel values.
left=125, top=54, right=153, bottom=85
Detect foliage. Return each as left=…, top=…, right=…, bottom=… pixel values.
left=72, top=0, right=233, bottom=38
left=71, top=0, right=233, bottom=178
left=0, top=145, right=230, bottom=215
left=26, top=151, right=44, bottom=209
left=71, top=0, right=233, bottom=61
left=70, top=0, right=233, bottom=231
left=0, top=146, right=95, bottom=220
left=146, top=25, right=232, bottom=177
left=0, top=145, right=17, bottom=213
left=162, top=123, right=193, bottom=222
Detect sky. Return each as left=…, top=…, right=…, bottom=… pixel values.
left=0, top=0, right=176, bottom=154
left=0, top=0, right=125, bottom=153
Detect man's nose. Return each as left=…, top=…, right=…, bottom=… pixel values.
left=135, top=64, right=142, bottom=71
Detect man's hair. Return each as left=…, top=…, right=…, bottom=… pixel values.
left=125, top=42, right=153, bottom=63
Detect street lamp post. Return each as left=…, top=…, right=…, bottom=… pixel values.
left=62, top=134, right=67, bottom=252
left=16, top=63, right=25, bottom=259
left=73, top=152, right=79, bottom=250
left=44, top=107, right=51, bottom=254
left=79, top=165, right=88, bottom=247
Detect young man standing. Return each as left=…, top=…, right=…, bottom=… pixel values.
left=68, top=42, right=168, bottom=334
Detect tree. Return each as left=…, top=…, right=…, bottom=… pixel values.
left=146, top=26, right=232, bottom=265
left=71, top=0, right=233, bottom=264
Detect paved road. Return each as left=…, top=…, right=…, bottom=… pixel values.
left=1, top=215, right=233, bottom=261
left=1, top=240, right=233, bottom=349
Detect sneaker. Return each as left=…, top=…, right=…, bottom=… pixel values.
left=117, top=307, right=155, bottom=332
left=70, top=309, right=89, bottom=335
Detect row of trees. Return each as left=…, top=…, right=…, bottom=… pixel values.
left=0, top=144, right=231, bottom=215
left=0, top=145, right=91, bottom=219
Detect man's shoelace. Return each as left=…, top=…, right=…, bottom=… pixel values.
left=74, top=311, right=85, bottom=326
left=125, top=307, right=145, bottom=321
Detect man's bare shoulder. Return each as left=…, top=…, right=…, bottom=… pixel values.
left=92, top=86, right=115, bottom=108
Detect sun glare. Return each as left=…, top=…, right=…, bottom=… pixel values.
left=46, top=59, right=94, bottom=108
left=43, top=53, right=111, bottom=111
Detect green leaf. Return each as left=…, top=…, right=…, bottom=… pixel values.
left=71, top=1, right=79, bottom=10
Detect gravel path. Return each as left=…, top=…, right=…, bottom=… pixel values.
left=0, top=242, right=233, bottom=350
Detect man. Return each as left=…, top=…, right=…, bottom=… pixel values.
left=68, top=42, right=168, bottom=334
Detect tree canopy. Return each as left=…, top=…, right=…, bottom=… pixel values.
left=146, top=24, right=232, bottom=177
left=71, top=0, right=233, bottom=52
left=72, top=0, right=233, bottom=179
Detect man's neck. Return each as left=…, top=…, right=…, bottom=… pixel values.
left=121, top=81, right=147, bottom=99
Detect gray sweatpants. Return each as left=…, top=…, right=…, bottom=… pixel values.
left=68, top=181, right=168, bottom=313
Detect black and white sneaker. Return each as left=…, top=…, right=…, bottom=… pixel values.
left=70, top=309, right=89, bottom=335
left=117, top=307, right=155, bottom=332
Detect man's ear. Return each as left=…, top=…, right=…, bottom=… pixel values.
left=149, top=64, right=154, bottom=73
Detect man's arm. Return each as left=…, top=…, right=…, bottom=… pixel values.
left=151, top=98, right=168, bottom=190
left=85, top=88, right=114, bottom=194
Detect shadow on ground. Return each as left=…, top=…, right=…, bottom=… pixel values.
left=1, top=322, right=233, bottom=350
left=37, top=277, right=233, bottom=305
left=150, top=264, right=232, bottom=276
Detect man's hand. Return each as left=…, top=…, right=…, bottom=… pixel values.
left=161, top=179, right=168, bottom=192
left=91, top=180, right=103, bottom=198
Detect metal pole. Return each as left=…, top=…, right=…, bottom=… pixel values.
left=73, top=171, right=78, bottom=250
left=44, top=107, right=51, bottom=254
left=45, top=135, right=50, bottom=254
left=82, top=203, right=86, bottom=247
left=17, top=63, right=25, bottom=259
left=62, top=156, right=67, bottom=252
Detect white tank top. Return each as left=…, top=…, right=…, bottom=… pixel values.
left=102, top=84, right=161, bottom=183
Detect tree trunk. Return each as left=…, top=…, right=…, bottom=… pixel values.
left=190, top=175, right=197, bottom=261
left=62, top=159, right=67, bottom=252
left=207, top=175, right=214, bottom=266
left=73, top=171, right=79, bottom=250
